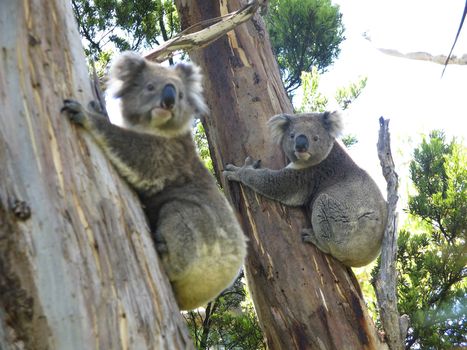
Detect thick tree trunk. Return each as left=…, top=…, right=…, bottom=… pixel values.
left=175, top=1, right=387, bottom=349
left=0, top=1, right=192, bottom=349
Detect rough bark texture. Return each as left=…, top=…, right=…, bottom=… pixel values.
left=0, top=1, right=193, bottom=349
left=375, top=118, right=404, bottom=350
left=175, top=1, right=387, bottom=349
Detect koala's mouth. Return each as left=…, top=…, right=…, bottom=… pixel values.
left=294, top=151, right=311, bottom=160
left=150, top=107, right=173, bottom=126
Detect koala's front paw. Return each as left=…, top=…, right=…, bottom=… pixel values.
left=223, top=156, right=261, bottom=182
left=61, top=99, right=89, bottom=127
left=223, top=163, right=241, bottom=181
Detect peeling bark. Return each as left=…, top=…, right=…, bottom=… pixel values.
left=174, top=1, right=388, bottom=349
left=0, top=1, right=192, bottom=349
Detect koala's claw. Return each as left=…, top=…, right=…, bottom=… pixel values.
left=61, top=99, right=87, bottom=125
left=224, top=164, right=239, bottom=171
left=224, top=156, right=261, bottom=182
left=223, top=164, right=241, bottom=181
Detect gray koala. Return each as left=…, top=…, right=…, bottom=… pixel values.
left=224, top=111, right=386, bottom=267
left=61, top=52, right=247, bottom=310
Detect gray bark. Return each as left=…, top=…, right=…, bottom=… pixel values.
left=0, top=1, right=192, bottom=349
left=375, top=118, right=406, bottom=350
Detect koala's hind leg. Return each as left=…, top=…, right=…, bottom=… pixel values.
left=306, top=192, right=354, bottom=256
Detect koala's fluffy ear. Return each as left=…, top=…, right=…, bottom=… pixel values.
left=268, top=114, right=292, bottom=144
left=175, top=63, right=208, bottom=115
left=321, top=111, right=343, bottom=138
left=109, top=51, right=146, bottom=97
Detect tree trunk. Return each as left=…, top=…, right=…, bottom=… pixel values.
left=175, top=1, right=387, bottom=349
left=0, top=1, right=192, bottom=349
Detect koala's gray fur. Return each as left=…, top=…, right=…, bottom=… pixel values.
left=224, top=112, right=386, bottom=267
left=62, top=51, right=247, bottom=310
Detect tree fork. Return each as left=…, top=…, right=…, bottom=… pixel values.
left=174, top=1, right=387, bottom=348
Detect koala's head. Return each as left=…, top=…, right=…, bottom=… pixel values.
left=108, top=51, right=208, bottom=137
left=268, top=111, right=343, bottom=167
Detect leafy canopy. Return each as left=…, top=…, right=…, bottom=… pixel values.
left=396, top=131, right=466, bottom=349
left=265, top=0, right=345, bottom=95
left=71, top=0, right=179, bottom=64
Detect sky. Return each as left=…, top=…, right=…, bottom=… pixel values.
left=314, top=0, right=467, bottom=204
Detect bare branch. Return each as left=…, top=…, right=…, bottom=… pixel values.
left=145, top=0, right=264, bottom=62
left=375, top=117, right=407, bottom=350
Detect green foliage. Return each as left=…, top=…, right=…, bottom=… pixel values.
left=184, top=276, right=266, bottom=350
left=335, top=76, right=367, bottom=110
left=298, top=68, right=328, bottom=113
left=71, top=0, right=179, bottom=60
left=194, top=120, right=214, bottom=175
left=341, top=134, right=358, bottom=148
left=265, top=0, right=345, bottom=94
left=391, top=131, right=466, bottom=349
left=354, top=265, right=379, bottom=323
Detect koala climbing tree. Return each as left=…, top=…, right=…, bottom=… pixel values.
left=224, top=112, right=387, bottom=267
left=61, top=52, right=247, bottom=310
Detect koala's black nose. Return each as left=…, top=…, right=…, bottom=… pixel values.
left=161, top=84, right=176, bottom=109
left=295, top=134, right=309, bottom=152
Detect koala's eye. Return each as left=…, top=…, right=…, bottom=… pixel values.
left=146, top=83, right=155, bottom=91
left=313, top=135, right=319, bottom=142
left=179, top=91, right=184, bottom=99
left=290, top=133, right=295, bottom=139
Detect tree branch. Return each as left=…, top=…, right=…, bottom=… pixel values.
left=144, top=0, right=264, bottom=62
left=375, top=117, right=407, bottom=350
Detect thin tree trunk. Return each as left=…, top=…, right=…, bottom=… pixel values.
left=175, top=1, right=388, bottom=349
left=0, top=1, right=192, bottom=349
left=376, top=118, right=405, bottom=350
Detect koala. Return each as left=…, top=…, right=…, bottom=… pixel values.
left=61, top=51, right=247, bottom=310
left=224, top=111, right=387, bottom=267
